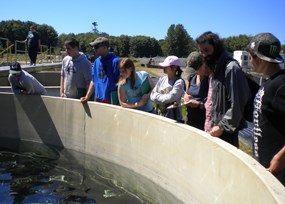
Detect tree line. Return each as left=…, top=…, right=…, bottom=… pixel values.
left=1, top=20, right=284, bottom=58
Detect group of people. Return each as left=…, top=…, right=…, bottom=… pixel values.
left=7, top=31, right=285, bottom=185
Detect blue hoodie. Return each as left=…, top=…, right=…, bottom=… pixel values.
left=92, top=52, right=120, bottom=101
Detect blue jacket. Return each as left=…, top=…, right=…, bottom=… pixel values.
left=92, top=52, right=120, bottom=101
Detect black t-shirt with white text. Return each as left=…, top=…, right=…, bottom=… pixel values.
left=253, top=70, right=285, bottom=184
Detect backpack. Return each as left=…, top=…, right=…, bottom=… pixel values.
left=224, top=57, right=260, bottom=122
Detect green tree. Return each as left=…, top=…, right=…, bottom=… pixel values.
left=0, top=20, right=30, bottom=46
left=158, top=39, right=168, bottom=56
left=0, top=20, right=58, bottom=52
left=76, top=32, right=101, bottom=53
left=110, top=35, right=130, bottom=57
left=129, top=36, right=162, bottom=58
left=165, top=24, right=195, bottom=57
left=37, top=24, right=58, bottom=47
left=58, top=33, right=76, bottom=50
left=223, top=34, right=251, bottom=54
left=92, top=22, right=99, bottom=34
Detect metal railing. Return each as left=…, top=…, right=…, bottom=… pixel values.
left=0, top=37, right=63, bottom=66
left=15, top=40, right=28, bottom=63
left=0, top=37, right=14, bottom=65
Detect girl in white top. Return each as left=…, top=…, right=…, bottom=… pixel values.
left=150, top=56, right=184, bottom=121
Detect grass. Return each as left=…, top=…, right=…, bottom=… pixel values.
left=239, top=141, right=253, bottom=156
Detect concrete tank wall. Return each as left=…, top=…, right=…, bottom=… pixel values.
left=0, top=63, right=61, bottom=86
left=0, top=93, right=284, bottom=203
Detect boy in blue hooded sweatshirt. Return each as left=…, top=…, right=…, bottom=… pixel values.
left=80, top=37, right=120, bottom=104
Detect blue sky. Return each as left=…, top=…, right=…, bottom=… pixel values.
left=1, top=0, right=285, bottom=44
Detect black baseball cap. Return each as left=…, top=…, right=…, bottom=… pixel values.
left=247, top=33, right=284, bottom=64
left=9, top=62, right=22, bottom=74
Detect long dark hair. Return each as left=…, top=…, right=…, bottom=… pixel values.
left=174, top=66, right=183, bottom=78
left=195, top=31, right=225, bottom=67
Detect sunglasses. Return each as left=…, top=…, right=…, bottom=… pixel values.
left=93, top=43, right=106, bottom=50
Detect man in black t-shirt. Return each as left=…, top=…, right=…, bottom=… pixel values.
left=24, top=26, right=40, bottom=66
left=247, top=32, right=285, bottom=185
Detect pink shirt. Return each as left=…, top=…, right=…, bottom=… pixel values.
left=204, top=74, right=213, bottom=132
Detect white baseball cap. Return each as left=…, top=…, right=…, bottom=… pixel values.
left=159, top=56, right=181, bottom=67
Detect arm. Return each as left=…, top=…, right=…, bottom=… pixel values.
left=8, top=75, right=22, bottom=94
left=60, top=59, right=67, bottom=97
left=118, top=86, right=140, bottom=108
left=148, top=75, right=155, bottom=90
left=183, top=75, right=192, bottom=104
left=217, top=64, right=250, bottom=134
left=80, top=80, right=94, bottom=103
left=150, top=78, right=184, bottom=104
left=16, top=72, right=37, bottom=95
left=84, top=60, right=92, bottom=90
left=268, top=147, right=285, bottom=174
left=140, top=75, right=155, bottom=104
left=183, top=78, right=201, bottom=109
left=60, top=76, right=64, bottom=97
left=23, top=31, right=29, bottom=43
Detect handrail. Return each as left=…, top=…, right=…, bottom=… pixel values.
left=0, top=44, right=14, bottom=55
left=40, top=48, right=50, bottom=64
left=15, top=40, right=28, bottom=64
left=1, top=37, right=62, bottom=65
left=0, top=37, right=12, bottom=64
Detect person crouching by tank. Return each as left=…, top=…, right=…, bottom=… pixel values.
left=150, top=56, right=185, bottom=122
left=117, top=58, right=155, bottom=113
left=8, top=62, right=47, bottom=95
left=184, top=51, right=210, bottom=130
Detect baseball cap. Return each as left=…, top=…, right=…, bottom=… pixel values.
left=159, top=56, right=181, bottom=67
left=247, top=33, right=284, bottom=64
left=89, top=37, right=109, bottom=49
left=9, top=62, right=22, bottom=74
left=185, top=51, right=203, bottom=73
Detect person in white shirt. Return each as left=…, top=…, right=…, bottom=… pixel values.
left=150, top=56, right=185, bottom=122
